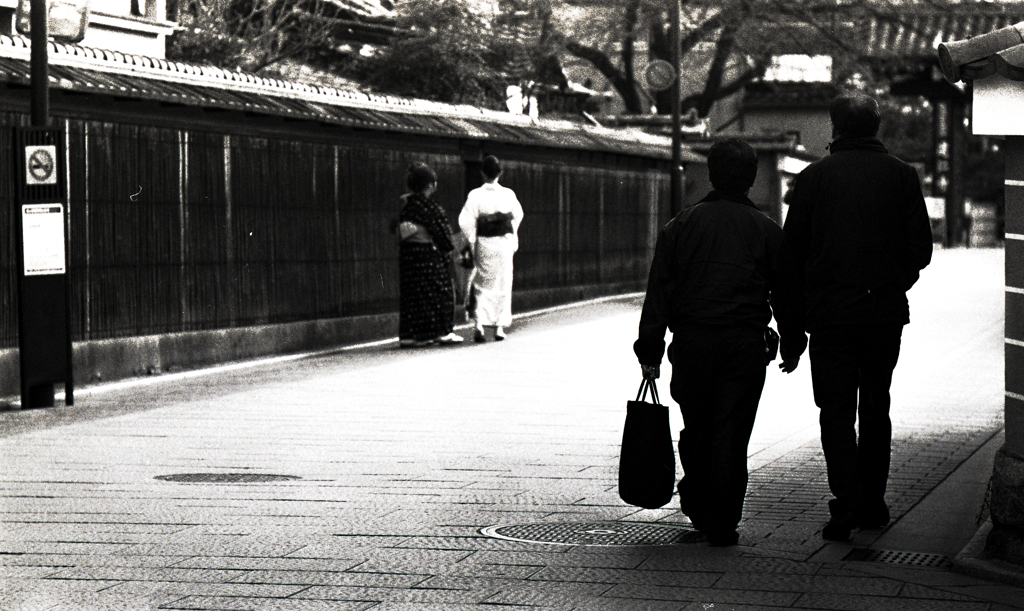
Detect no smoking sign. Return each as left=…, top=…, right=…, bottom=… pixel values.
left=25, top=145, right=57, bottom=186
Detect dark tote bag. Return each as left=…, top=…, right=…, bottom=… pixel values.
left=617, top=379, right=676, bottom=509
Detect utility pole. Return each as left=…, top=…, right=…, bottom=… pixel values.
left=29, top=0, right=48, bottom=126
left=670, top=0, right=683, bottom=217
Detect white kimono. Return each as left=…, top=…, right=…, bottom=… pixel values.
left=458, top=182, right=524, bottom=327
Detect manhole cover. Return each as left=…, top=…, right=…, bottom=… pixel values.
left=154, top=473, right=301, bottom=483
left=480, top=521, right=700, bottom=546
left=844, top=548, right=951, bottom=569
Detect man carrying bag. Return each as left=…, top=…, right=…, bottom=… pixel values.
left=632, top=139, right=806, bottom=546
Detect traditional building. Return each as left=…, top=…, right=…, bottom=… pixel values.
left=939, top=21, right=1024, bottom=576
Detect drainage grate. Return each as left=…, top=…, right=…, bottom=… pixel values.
left=154, top=473, right=301, bottom=483
left=480, top=522, right=701, bottom=546
left=844, top=548, right=951, bottom=569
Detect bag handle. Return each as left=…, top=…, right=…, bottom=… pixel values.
left=635, top=378, right=661, bottom=405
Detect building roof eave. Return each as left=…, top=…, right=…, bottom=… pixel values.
left=0, top=34, right=702, bottom=163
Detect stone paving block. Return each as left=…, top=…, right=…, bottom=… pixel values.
left=0, top=541, right=134, bottom=556
left=935, top=584, right=1024, bottom=609
left=528, top=565, right=720, bottom=587
left=603, top=584, right=800, bottom=606
left=286, top=546, right=472, bottom=571
left=713, top=572, right=902, bottom=595
left=638, top=553, right=820, bottom=574
left=142, top=581, right=314, bottom=599
left=481, top=583, right=620, bottom=607
left=570, top=599, right=689, bottom=611
left=169, top=556, right=364, bottom=572
left=465, top=550, right=643, bottom=569
left=125, top=540, right=309, bottom=558
left=229, top=570, right=427, bottom=588
left=677, top=604, right=795, bottom=611
left=898, top=583, right=987, bottom=601
left=418, top=575, right=613, bottom=594
left=421, top=561, right=541, bottom=579
left=793, top=592, right=991, bottom=610
left=364, top=601, right=548, bottom=605
left=384, top=535, right=545, bottom=552
left=320, top=535, right=416, bottom=548
left=159, top=595, right=372, bottom=610
left=43, top=566, right=248, bottom=584
left=0, top=565, right=59, bottom=579
left=0, top=578, right=124, bottom=611
left=292, top=584, right=496, bottom=604
left=56, top=585, right=186, bottom=611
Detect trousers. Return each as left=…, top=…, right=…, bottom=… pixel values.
left=669, top=327, right=766, bottom=533
left=809, top=324, right=903, bottom=516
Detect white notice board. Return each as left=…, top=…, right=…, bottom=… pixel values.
left=22, top=204, right=66, bottom=275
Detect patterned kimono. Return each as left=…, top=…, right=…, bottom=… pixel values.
left=458, top=183, right=524, bottom=327
left=399, top=193, right=456, bottom=342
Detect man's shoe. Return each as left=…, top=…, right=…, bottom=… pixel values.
left=494, top=326, right=506, bottom=341
left=474, top=328, right=486, bottom=343
left=857, top=503, right=890, bottom=529
left=822, top=511, right=858, bottom=541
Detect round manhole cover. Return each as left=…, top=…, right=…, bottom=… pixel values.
left=154, top=473, right=301, bottom=483
left=480, top=521, right=700, bottom=546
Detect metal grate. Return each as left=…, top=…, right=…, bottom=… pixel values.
left=480, top=522, right=701, bottom=546
left=154, top=473, right=301, bottom=483
left=844, top=548, right=951, bottom=568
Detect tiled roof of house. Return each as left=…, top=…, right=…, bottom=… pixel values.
left=744, top=5, right=1024, bottom=60
left=0, top=35, right=702, bottom=162
left=939, top=21, right=1024, bottom=82
left=862, top=10, right=1024, bottom=59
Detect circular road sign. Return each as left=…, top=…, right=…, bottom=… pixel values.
left=645, top=59, right=677, bottom=92
left=26, top=146, right=57, bottom=185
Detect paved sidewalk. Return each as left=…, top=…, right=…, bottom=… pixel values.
left=0, top=247, right=1020, bottom=610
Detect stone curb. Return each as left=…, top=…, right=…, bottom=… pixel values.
left=952, top=519, right=1024, bottom=588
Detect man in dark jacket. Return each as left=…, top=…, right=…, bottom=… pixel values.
left=784, top=93, right=933, bottom=541
left=634, top=139, right=806, bottom=546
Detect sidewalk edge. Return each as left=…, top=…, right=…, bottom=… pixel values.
left=952, top=519, right=1024, bottom=588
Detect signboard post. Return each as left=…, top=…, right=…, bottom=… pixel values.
left=13, top=128, right=73, bottom=408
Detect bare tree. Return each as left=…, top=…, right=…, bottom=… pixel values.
left=168, top=0, right=345, bottom=73
left=344, top=0, right=564, bottom=109
left=553, top=0, right=940, bottom=117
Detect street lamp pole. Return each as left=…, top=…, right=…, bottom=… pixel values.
left=29, top=0, right=48, bottom=126
left=670, top=0, right=682, bottom=217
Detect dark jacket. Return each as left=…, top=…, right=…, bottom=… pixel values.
left=783, top=137, right=933, bottom=330
left=634, top=191, right=806, bottom=366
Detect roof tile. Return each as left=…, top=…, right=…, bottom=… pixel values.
left=0, top=34, right=701, bottom=161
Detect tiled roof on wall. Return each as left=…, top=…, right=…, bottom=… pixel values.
left=0, top=35, right=701, bottom=162
left=938, top=21, right=1024, bottom=82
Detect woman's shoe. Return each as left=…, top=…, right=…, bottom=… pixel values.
left=494, top=327, right=506, bottom=341
left=474, top=328, right=486, bottom=343
left=438, top=332, right=464, bottom=344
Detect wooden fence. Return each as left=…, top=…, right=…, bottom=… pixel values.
left=0, top=114, right=671, bottom=350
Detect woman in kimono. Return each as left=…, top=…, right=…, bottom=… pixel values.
left=458, top=155, right=524, bottom=342
left=397, top=163, right=464, bottom=347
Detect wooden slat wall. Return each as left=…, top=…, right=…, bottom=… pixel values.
left=0, top=115, right=671, bottom=348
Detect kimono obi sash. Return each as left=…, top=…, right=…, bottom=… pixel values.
left=477, top=212, right=514, bottom=237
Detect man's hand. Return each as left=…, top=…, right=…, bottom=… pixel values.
left=641, top=364, right=660, bottom=380
left=779, top=357, right=799, bottom=374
